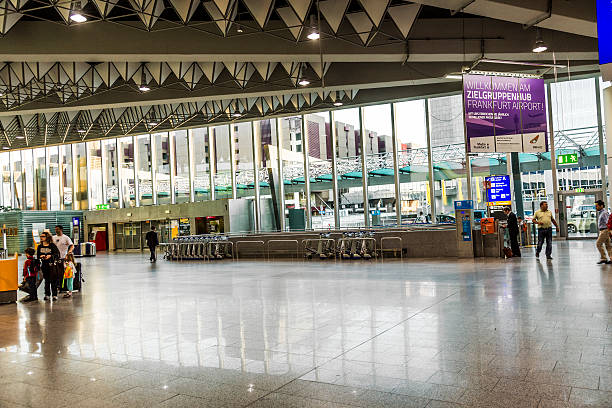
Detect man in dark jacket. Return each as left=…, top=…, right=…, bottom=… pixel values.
left=504, top=207, right=521, bottom=257
left=145, top=225, right=159, bottom=263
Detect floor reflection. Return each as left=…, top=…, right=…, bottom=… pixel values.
left=0, top=240, right=609, bottom=407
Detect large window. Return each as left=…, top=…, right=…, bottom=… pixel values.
left=153, top=133, right=171, bottom=205
left=394, top=100, right=430, bottom=224
left=60, top=145, right=73, bottom=210
left=429, top=95, right=467, bottom=221
left=118, top=137, right=135, bottom=208
left=136, top=135, right=153, bottom=206
left=191, top=128, right=211, bottom=202
left=33, top=148, right=47, bottom=210
left=305, top=112, right=333, bottom=229
left=0, top=153, right=10, bottom=208
left=88, top=141, right=103, bottom=209
left=211, top=125, right=232, bottom=199
left=334, top=108, right=364, bottom=228
left=47, top=146, right=60, bottom=210
left=254, top=119, right=282, bottom=231
left=172, top=130, right=190, bottom=203
left=234, top=123, right=255, bottom=199
left=279, top=116, right=307, bottom=230
left=102, top=140, right=119, bottom=208
left=73, top=143, right=88, bottom=210
left=363, top=104, right=395, bottom=227
left=22, top=149, right=34, bottom=210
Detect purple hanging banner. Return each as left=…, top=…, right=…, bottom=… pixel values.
left=463, top=74, right=548, bottom=153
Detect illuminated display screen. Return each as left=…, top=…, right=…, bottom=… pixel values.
left=598, top=0, right=612, bottom=65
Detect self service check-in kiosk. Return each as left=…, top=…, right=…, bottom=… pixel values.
left=455, top=200, right=474, bottom=258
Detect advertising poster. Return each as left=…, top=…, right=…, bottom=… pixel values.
left=463, top=74, right=548, bottom=153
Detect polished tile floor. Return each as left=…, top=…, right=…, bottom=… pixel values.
left=0, top=241, right=611, bottom=407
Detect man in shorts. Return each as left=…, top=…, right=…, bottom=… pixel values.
left=53, top=224, right=74, bottom=261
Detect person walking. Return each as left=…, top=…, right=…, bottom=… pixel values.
left=504, top=207, right=521, bottom=257
left=534, top=201, right=559, bottom=260
left=595, top=199, right=612, bottom=264
left=145, top=225, right=159, bottom=263
left=37, top=231, right=61, bottom=301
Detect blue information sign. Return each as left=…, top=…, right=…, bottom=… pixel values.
left=598, top=0, right=612, bottom=65
left=485, top=175, right=511, bottom=206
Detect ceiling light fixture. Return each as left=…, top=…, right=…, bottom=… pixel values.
left=445, top=73, right=463, bottom=80
left=231, top=113, right=242, bottom=118
left=138, top=67, right=150, bottom=92
left=16, top=136, right=24, bottom=139
left=333, top=102, right=343, bottom=106
left=2, top=147, right=8, bottom=150
left=298, top=79, right=310, bottom=86
left=237, top=28, right=244, bottom=33
left=69, top=1, right=87, bottom=22
left=148, top=121, right=158, bottom=126
left=77, top=129, right=86, bottom=134
left=307, top=15, right=319, bottom=40
left=532, top=28, right=548, bottom=53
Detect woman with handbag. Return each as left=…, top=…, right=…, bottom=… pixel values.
left=37, top=231, right=61, bottom=301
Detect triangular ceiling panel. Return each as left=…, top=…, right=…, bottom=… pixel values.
left=168, top=0, right=198, bottom=23
left=308, top=62, right=331, bottom=79
left=276, top=7, right=302, bottom=40
left=347, top=12, right=374, bottom=45
left=357, top=0, right=390, bottom=28
left=252, top=62, right=277, bottom=81
left=0, top=2, right=23, bottom=35
left=93, top=0, right=119, bottom=17
left=318, top=0, right=349, bottom=34
left=286, top=0, right=311, bottom=23
left=387, top=3, right=420, bottom=38
left=242, top=0, right=274, bottom=28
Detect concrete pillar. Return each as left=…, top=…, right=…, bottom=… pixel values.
left=604, top=87, right=612, bottom=203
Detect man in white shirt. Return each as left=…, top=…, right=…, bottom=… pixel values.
left=53, top=225, right=74, bottom=259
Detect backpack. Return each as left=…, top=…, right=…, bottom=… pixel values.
left=26, top=259, right=40, bottom=278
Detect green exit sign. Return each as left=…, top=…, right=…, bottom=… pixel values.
left=557, top=153, right=578, bottom=165
left=575, top=188, right=585, bottom=193
left=96, top=204, right=110, bottom=210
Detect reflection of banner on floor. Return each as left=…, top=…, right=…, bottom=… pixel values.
left=463, top=74, right=548, bottom=153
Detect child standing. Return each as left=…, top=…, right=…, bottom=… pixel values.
left=22, top=247, right=39, bottom=302
left=63, top=253, right=76, bottom=298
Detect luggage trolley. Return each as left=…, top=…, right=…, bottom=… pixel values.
left=303, top=232, right=336, bottom=259
left=337, top=231, right=376, bottom=260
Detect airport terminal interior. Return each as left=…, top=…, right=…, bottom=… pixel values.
left=0, top=0, right=611, bottom=406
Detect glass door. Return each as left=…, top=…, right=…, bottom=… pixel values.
left=564, top=194, right=598, bottom=238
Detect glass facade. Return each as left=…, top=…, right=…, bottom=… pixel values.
left=0, top=76, right=607, bottom=233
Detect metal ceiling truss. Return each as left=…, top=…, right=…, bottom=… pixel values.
left=0, top=0, right=421, bottom=44
left=0, top=60, right=342, bottom=110
left=0, top=87, right=359, bottom=149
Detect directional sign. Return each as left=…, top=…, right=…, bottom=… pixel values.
left=485, top=175, right=511, bottom=206
left=557, top=153, right=578, bottom=166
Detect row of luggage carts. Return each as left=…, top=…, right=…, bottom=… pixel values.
left=304, top=231, right=378, bottom=260
left=162, top=235, right=233, bottom=261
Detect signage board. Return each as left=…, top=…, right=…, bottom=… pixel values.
left=454, top=200, right=473, bottom=210
left=598, top=0, right=612, bottom=65
left=464, top=74, right=548, bottom=153
left=485, top=175, right=512, bottom=206
left=557, top=153, right=578, bottom=166
left=575, top=188, right=585, bottom=193
left=96, top=204, right=110, bottom=210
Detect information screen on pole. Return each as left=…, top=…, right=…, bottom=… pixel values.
left=464, top=74, right=548, bottom=153
left=485, top=175, right=512, bottom=206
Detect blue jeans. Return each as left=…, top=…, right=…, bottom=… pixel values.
left=537, top=227, right=553, bottom=257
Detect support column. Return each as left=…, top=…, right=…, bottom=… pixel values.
left=229, top=124, right=237, bottom=200
left=133, top=136, right=140, bottom=208
left=188, top=129, right=195, bottom=203
left=150, top=134, right=157, bottom=205
left=603, top=86, right=612, bottom=203
left=425, top=100, right=436, bottom=224
left=595, top=79, right=607, bottom=204
left=252, top=121, right=261, bottom=232
left=359, top=107, right=370, bottom=227
left=546, top=84, right=560, bottom=231
left=510, top=152, right=524, bottom=218
left=276, top=118, right=285, bottom=231
left=301, top=116, right=312, bottom=229
left=209, top=127, right=216, bottom=201
left=330, top=111, right=340, bottom=229
left=391, top=103, right=402, bottom=227
left=169, top=132, right=176, bottom=204
left=116, top=138, right=124, bottom=209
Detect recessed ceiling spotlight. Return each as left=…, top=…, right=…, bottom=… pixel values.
left=307, top=15, right=319, bottom=40
left=237, top=28, right=244, bottom=33
left=77, top=129, right=86, bottom=134
left=333, top=102, right=343, bottom=106
left=307, top=32, right=320, bottom=40
left=15, top=136, right=24, bottom=139
left=298, top=79, right=310, bottom=86
left=139, top=84, right=151, bottom=92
